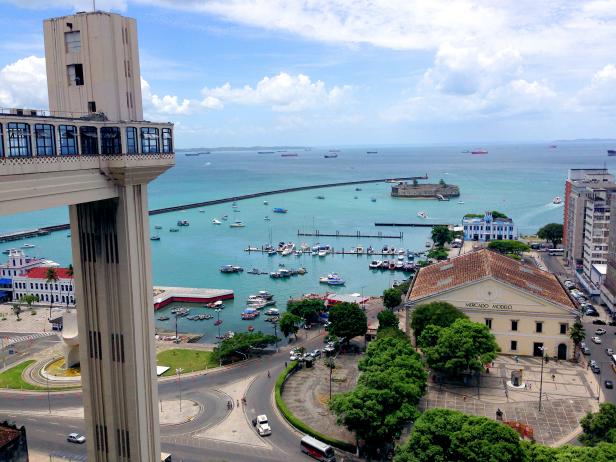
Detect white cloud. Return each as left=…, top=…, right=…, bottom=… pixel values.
left=202, top=72, right=351, bottom=112
left=570, top=64, right=616, bottom=110
left=141, top=77, right=193, bottom=115
left=0, top=55, right=47, bottom=108
left=1, top=0, right=127, bottom=10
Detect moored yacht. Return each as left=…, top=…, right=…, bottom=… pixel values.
left=552, top=196, right=562, bottom=205
left=212, top=219, right=222, bottom=225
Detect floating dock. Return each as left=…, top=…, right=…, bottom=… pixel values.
left=153, top=286, right=234, bottom=310
left=374, top=222, right=450, bottom=227
left=297, top=230, right=403, bottom=239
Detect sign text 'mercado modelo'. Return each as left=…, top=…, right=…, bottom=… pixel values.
left=465, top=302, right=513, bottom=310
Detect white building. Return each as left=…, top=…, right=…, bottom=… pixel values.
left=12, top=267, right=75, bottom=306
left=462, top=212, right=516, bottom=242
left=0, top=249, right=48, bottom=278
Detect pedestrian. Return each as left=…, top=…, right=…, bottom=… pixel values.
left=284, top=361, right=287, bottom=368
left=529, top=383, right=532, bottom=390
left=524, top=383, right=528, bottom=390
left=236, top=399, right=239, bottom=407
left=552, top=374, right=555, bottom=381
left=267, top=370, right=271, bottom=378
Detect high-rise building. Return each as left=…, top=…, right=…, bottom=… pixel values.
left=601, top=192, right=616, bottom=317
left=0, top=10, right=175, bottom=461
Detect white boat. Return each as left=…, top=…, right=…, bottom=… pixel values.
left=351, top=246, right=364, bottom=254
left=417, top=211, right=428, bottom=219
left=552, top=196, right=562, bottom=205
left=199, top=209, right=205, bottom=213
left=369, top=260, right=381, bottom=269
left=318, top=249, right=327, bottom=257
left=263, top=200, right=269, bottom=205
left=281, top=243, right=295, bottom=256
left=458, top=200, right=465, bottom=204
left=397, top=248, right=406, bottom=255
left=212, top=219, right=222, bottom=225
left=230, top=221, right=245, bottom=228
left=22, top=244, right=35, bottom=248
left=154, top=225, right=162, bottom=229
left=264, top=216, right=271, bottom=221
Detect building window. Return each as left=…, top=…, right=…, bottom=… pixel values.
left=511, top=340, right=517, bottom=351
left=126, top=127, right=138, bottom=153
left=162, top=128, right=173, bottom=153
left=0, top=123, right=4, bottom=158
left=67, top=63, right=84, bottom=86
left=34, top=124, right=56, bottom=156
left=59, top=125, right=78, bottom=155
left=140, top=127, right=159, bottom=153
left=485, top=318, right=492, bottom=329
left=536, top=322, right=543, bottom=333
left=79, top=126, right=99, bottom=155
left=511, top=320, right=518, bottom=331
left=101, top=127, right=122, bottom=154
left=560, top=323, right=568, bottom=335
left=65, top=31, right=81, bottom=53
left=88, top=101, right=97, bottom=113
left=7, top=122, right=32, bottom=157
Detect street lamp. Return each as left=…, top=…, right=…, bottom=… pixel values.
left=538, top=346, right=545, bottom=411
left=360, top=285, right=366, bottom=311
left=176, top=367, right=183, bottom=412
left=216, top=308, right=222, bottom=366
left=326, top=357, right=335, bottom=400
left=272, top=320, right=279, bottom=352
left=174, top=312, right=179, bottom=344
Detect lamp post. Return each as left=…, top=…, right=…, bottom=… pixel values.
left=538, top=346, right=545, bottom=411
left=360, top=285, right=366, bottom=311
left=326, top=357, right=335, bottom=400
left=46, top=373, right=51, bottom=414
left=272, top=320, right=279, bottom=352
left=174, top=312, right=179, bottom=344
left=176, top=367, right=183, bottom=412
left=216, top=308, right=222, bottom=367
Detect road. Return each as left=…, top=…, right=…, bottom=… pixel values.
left=583, top=322, right=616, bottom=404
left=0, top=332, right=327, bottom=461
left=0, top=331, right=59, bottom=369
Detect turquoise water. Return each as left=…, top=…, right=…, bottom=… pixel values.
left=1, top=143, right=614, bottom=341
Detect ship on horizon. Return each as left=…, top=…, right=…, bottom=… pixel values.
left=608, top=149, right=616, bottom=156
left=471, top=148, right=488, bottom=155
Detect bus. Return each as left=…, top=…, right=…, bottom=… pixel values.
left=300, top=435, right=336, bottom=461
left=548, top=249, right=564, bottom=256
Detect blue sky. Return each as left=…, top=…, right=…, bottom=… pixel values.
left=1, top=0, right=616, bottom=147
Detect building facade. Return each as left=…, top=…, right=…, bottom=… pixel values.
left=12, top=267, right=75, bottom=305
left=407, top=249, right=577, bottom=359
left=0, top=421, right=29, bottom=462
left=600, top=191, right=616, bottom=317
left=462, top=211, right=516, bottom=242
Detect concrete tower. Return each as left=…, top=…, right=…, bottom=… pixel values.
left=0, top=10, right=174, bottom=462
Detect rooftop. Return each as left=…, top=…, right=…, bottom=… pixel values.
left=409, top=249, right=575, bottom=309
left=26, top=267, right=72, bottom=279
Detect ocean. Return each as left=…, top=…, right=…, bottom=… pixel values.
left=1, top=142, right=613, bottom=341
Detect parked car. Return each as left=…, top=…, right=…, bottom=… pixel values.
left=252, top=414, right=272, bottom=436
left=592, top=336, right=602, bottom=344
left=595, top=328, right=607, bottom=335
left=593, top=319, right=607, bottom=325
left=582, top=346, right=592, bottom=355
left=586, top=309, right=600, bottom=317
left=67, top=433, right=86, bottom=444
left=605, top=380, right=614, bottom=389
left=606, top=348, right=614, bottom=356
left=609, top=321, right=616, bottom=327
left=592, top=365, right=601, bottom=374
left=311, top=349, right=321, bottom=358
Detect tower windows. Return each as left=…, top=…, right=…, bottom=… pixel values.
left=140, top=127, right=159, bottom=153
left=59, top=125, right=78, bottom=155
left=80, top=126, right=99, bottom=155
left=101, top=127, right=121, bottom=155
left=64, top=31, right=81, bottom=53
left=34, top=124, right=56, bottom=156
left=7, top=122, right=32, bottom=157
left=67, top=63, right=84, bottom=86
left=162, top=128, right=173, bottom=153
left=126, top=127, right=138, bottom=154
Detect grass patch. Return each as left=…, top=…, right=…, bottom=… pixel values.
left=157, top=348, right=218, bottom=377
left=275, top=362, right=356, bottom=453
left=0, top=360, right=44, bottom=390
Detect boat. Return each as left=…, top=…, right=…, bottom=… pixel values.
left=150, top=235, right=160, bottom=241
left=371, top=197, right=377, bottom=202
left=471, top=148, right=488, bottom=155
left=258, top=151, right=275, bottom=154
left=281, top=153, right=298, bottom=157
left=214, top=319, right=223, bottom=326
left=273, top=208, right=288, bottom=213
left=425, top=241, right=432, bottom=248
left=316, top=195, right=325, bottom=199
left=389, top=262, right=396, bottom=270
left=221, top=215, right=228, bottom=221
left=22, top=244, right=35, bottom=248
left=220, top=265, right=243, bottom=273
left=263, top=200, right=269, bottom=205
left=199, top=209, right=205, bottom=213
left=258, top=290, right=274, bottom=300
left=158, top=316, right=170, bottom=321
left=154, top=225, right=162, bottom=229
left=204, top=300, right=225, bottom=309
left=395, top=261, right=404, bottom=270
left=608, top=150, right=616, bottom=156
left=212, top=219, right=222, bottom=225
left=232, top=201, right=237, bottom=206
left=367, top=246, right=374, bottom=254
left=185, top=152, right=202, bottom=156
left=380, top=260, right=390, bottom=269
left=351, top=246, right=364, bottom=254
left=436, top=194, right=449, bottom=201
left=323, top=273, right=345, bottom=285
left=417, top=211, right=427, bottom=219
left=355, top=187, right=362, bottom=191
left=232, top=205, right=238, bottom=209
left=177, top=220, right=189, bottom=226
left=268, top=249, right=277, bottom=256
left=247, top=268, right=261, bottom=274
left=297, top=267, right=307, bottom=274
left=458, top=200, right=465, bottom=204
left=549, top=145, right=557, bottom=149
left=67, top=233, right=71, bottom=237
left=318, top=249, right=327, bottom=257
left=230, top=221, right=245, bottom=228
left=281, top=243, right=295, bottom=256
left=552, top=196, right=562, bottom=205
left=247, top=325, right=255, bottom=332
left=369, top=260, right=381, bottom=269
left=324, top=154, right=338, bottom=158
left=366, top=151, right=378, bottom=154
left=2, top=249, right=11, bottom=255
left=264, top=216, right=270, bottom=221
left=265, top=308, right=280, bottom=316
left=169, top=228, right=179, bottom=232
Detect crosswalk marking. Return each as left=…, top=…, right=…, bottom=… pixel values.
left=3, top=332, right=55, bottom=347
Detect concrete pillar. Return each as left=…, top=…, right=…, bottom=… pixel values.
left=69, top=183, right=159, bottom=461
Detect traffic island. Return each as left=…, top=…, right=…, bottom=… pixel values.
left=159, top=399, right=201, bottom=426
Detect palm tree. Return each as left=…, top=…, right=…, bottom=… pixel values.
left=66, top=264, right=74, bottom=310
left=569, top=319, right=586, bottom=360
left=46, top=267, right=59, bottom=320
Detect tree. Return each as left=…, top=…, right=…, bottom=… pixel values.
left=383, top=288, right=402, bottom=310
left=419, top=318, right=500, bottom=376
left=538, top=223, right=564, bottom=248
left=286, top=298, right=325, bottom=324
left=214, top=331, right=278, bottom=362
left=46, top=267, right=59, bottom=319
left=427, top=248, right=449, bottom=260
left=19, top=294, right=38, bottom=311
left=580, top=403, right=616, bottom=446
left=410, top=301, right=467, bottom=340
left=279, top=312, right=301, bottom=339
left=394, top=409, right=525, bottom=462
left=328, top=302, right=367, bottom=344
left=11, top=303, right=21, bottom=321
left=524, top=442, right=616, bottom=462
left=431, top=225, right=454, bottom=247
left=439, top=178, right=446, bottom=186
left=377, top=309, right=399, bottom=330
left=569, top=319, right=586, bottom=356
left=487, top=240, right=530, bottom=255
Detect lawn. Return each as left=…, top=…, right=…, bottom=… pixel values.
left=0, top=360, right=44, bottom=390
left=156, top=349, right=218, bottom=377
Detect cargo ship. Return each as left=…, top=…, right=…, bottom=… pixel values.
left=471, top=148, right=488, bottom=155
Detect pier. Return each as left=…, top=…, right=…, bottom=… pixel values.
left=153, top=286, right=234, bottom=310
left=375, top=222, right=451, bottom=227
left=297, top=230, right=403, bottom=239
left=243, top=246, right=425, bottom=257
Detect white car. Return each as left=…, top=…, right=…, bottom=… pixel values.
left=67, top=433, right=86, bottom=444
left=592, top=336, right=602, bottom=344
left=595, top=328, right=607, bottom=335
left=254, top=414, right=272, bottom=436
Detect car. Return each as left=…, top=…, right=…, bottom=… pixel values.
left=605, top=380, right=614, bottom=389
left=253, top=414, right=271, bottom=436
left=609, top=321, right=616, bottom=327
left=582, top=346, right=592, bottom=355
left=606, top=348, right=614, bottom=356
left=593, top=319, right=607, bottom=325
left=67, top=433, right=86, bottom=444
left=311, top=349, right=321, bottom=358
left=592, top=365, right=601, bottom=374
left=595, top=328, right=607, bottom=335
left=586, top=310, right=600, bottom=317
left=592, top=336, right=602, bottom=344
left=289, top=353, right=299, bottom=361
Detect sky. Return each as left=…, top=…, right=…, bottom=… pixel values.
left=0, top=0, right=615, bottom=147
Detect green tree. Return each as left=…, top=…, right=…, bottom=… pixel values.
left=328, top=302, right=367, bottom=344
left=214, top=332, right=278, bottom=362
left=278, top=312, right=301, bottom=339
left=569, top=319, right=586, bottom=356
left=383, top=288, right=402, bottom=310
left=525, top=442, right=616, bottom=462
left=46, top=267, right=59, bottom=319
left=439, top=178, right=446, bottom=186
left=537, top=223, right=564, bottom=248
left=419, top=318, right=500, bottom=376
left=377, top=309, right=399, bottom=330
left=580, top=403, right=616, bottom=446
left=410, top=301, right=467, bottom=341
left=487, top=240, right=530, bottom=255
left=11, top=303, right=21, bottom=321
left=376, top=327, right=408, bottom=341
left=431, top=225, right=454, bottom=247
left=427, top=248, right=449, bottom=260
left=19, top=294, right=38, bottom=311
left=286, top=298, right=325, bottom=324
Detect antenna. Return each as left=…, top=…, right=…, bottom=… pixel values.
left=93, top=0, right=96, bottom=11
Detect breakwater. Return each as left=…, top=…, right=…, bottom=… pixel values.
left=9, top=176, right=429, bottom=239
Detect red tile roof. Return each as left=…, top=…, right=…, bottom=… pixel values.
left=409, top=249, right=574, bottom=309
left=26, top=267, right=72, bottom=279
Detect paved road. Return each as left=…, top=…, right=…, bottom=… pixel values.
left=0, top=332, right=327, bottom=461
left=0, top=331, right=59, bottom=370
left=583, top=322, right=616, bottom=404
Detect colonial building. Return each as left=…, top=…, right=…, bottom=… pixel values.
left=407, top=249, right=577, bottom=359
left=462, top=211, right=516, bottom=242
left=12, top=267, right=75, bottom=306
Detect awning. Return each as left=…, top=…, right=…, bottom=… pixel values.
left=0, top=291, right=9, bottom=298
left=0, top=278, right=12, bottom=285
